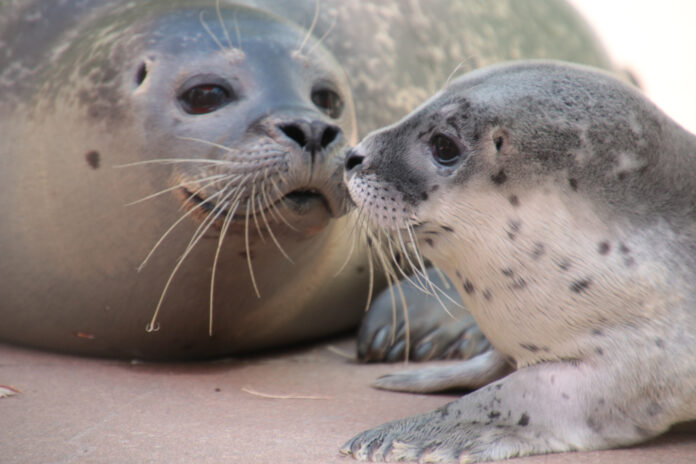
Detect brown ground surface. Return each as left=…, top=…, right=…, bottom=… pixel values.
left=1, top=338, right=694, bottom=464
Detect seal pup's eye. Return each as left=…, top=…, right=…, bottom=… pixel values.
left=430, top=133, right=461, bottom=166
left=179, top=84, right=235, bottom=114
left=311, top=87, right=344, bottom=119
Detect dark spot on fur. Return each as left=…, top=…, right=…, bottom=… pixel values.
left=425, top=238, right=434, bottom=247
left=488, top=411, right=501, bottom=419
left=619, top=243, right=631, bottom=254
left=647, top=402, right=662, bottom=417
left=214, top=387, right=221, bottom=392
left=655, top=338, right=665, bottom=348
left=420, top=191, right=429, bottom=201
left=595, top=347, right=604, bottom=356
left=463, top=279, right=475, bottom=294
left=85, top=150, right=100, bottom=169
left=568, top=178, right=578, bottom=191
left=430, top=184, right=439, bottom=192
left=517, top=413, right=530, bottom=426
left=570, top=278, right=592, bottom=293
left=586, top=417, right=602, bottom=433
left=506, top=220, right=521, bottom=240
left=592, top=328, right=604, bottom=336
left=531, top=242, right=545, bottom=259
left=624, top=257, right=635, bottom=267
left=441, top=225, right=455, bottom=233
left=356, top=266, right=365, bottom=274
left=562, top=393, right=570, bottom=400
left=483, top=289, right=492, bottom=301
left=520, top=343, right=539, bottom=353
left=455, top=270, right=462, bottom=280
left=501, top=268, right=514, bottom=277
left=491, top=169, right=507, bottom=185
left=508, top=195, right=520, bottom=207
left=598, top=241, right=610, bottom=255
left=558, top=259, right=571, bottom=271
left=510, top=277, right=526, bottom=290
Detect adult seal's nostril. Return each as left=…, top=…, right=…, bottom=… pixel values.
left=279, top=120, right=341, bottom=153
left=344, top=149, right=364, bottom=172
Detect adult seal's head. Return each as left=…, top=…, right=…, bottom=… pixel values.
left=344, top=61, right=696, bottom=460
left=0, top=0, right=614, bottom=360
left=0, top=1, right=363, bottom=359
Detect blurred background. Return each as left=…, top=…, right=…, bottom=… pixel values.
left=569, top=0, right=696, bottom=134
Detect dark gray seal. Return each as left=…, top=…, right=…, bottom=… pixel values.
left=343, top=60, right=696, bottom=461
left=0, top=0, right=613, bottom=360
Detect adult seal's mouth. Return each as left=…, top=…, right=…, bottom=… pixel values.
left=178, top=179, right=348, bottom=235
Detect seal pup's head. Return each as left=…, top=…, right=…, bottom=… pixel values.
left=345, top=60, right=695, bottom=362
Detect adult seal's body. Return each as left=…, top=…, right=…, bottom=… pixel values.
left=0, top=0, right=612, bottom=360
left=343, top=61, right=696, bottom=461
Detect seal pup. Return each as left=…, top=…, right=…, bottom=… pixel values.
left=343, top=60, right=696, bottom=461
left=0, top=0, right=613, bottom=360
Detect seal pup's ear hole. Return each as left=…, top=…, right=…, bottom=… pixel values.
left=135, top=62, right=148, bottom=87
left=491, top=128, right=510, bottom=154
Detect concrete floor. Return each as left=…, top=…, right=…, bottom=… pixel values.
left=1, top=339, right=695, bottom=464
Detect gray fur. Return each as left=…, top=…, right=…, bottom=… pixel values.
left=344, top=61, right=696, bottom=461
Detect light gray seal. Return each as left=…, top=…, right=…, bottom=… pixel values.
left=0, top=0, right=613, bottom=360
left=343, top=60, right=696, bottom=461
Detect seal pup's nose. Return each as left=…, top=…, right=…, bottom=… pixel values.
left=344, top=148, right=364, bottom=172
left=279, top=120, right=341, bottom=153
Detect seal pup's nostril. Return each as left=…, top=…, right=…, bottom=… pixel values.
left=344, top=149, right=364, bottom=171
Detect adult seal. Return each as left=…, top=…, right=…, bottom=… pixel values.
left=343, top=61, right=696, bottom=461
left=0, top=1, right=613, bottom=360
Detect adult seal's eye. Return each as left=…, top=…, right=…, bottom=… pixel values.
left=311, top=87, right=344, bottom=119
left=179, top=84, right=234, bottom=114
left=430, top=133, right=462, bottom=166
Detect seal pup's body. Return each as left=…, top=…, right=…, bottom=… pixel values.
left=344, top=60, right=696, bottom=461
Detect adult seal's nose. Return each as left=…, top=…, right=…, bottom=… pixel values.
left=279, top=120, right=341, bottom=155
left=344, top=148, right=364, bottom=172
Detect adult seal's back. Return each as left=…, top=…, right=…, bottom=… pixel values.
left=343, top=61, right=696, bottom=461
left=0, top=0, right=613, bottom=359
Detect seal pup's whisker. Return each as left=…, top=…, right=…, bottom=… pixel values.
left=372, top=229, right=410, bottom=359
left=404, top=223, right=461, bottom=316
